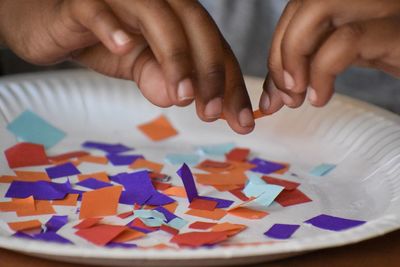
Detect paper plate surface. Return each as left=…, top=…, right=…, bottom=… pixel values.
left=0, top=70, right=400, bottom=266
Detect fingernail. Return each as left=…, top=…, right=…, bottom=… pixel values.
left=283, top=70, right=295, bottom=90
left=308, top=87, right=318, bottom=103
left=204, top=97, right=223, bottom=119
left=112, top=30, right=131, bottom=46
left=280, top=91, right=294, bottom=106
left=238, top=108, right=255, bottom=128
left=260, top=91, right=270, bottom=112
left=177, top=78, right=194, bottom=101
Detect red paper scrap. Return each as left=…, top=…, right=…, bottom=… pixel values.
left=170, top=231, right=228, bottom=247
left=5, top=142, right=49, bottom=169
left=189, top=221, right=217, bottom=230
left=74, top=217, right=103, bottom=229
left=225, top=148, right=250, bottom=162
left=275, top=189, right=312, bottom=207
left=261, top=176, right=300, bottom=191
left=189, top=198, right=218, bottom=211
left=160, top=224, right=179, bottom=235
left=76, top=224, right=126, bottom=246
left=48, top=151, right=89, bottom=162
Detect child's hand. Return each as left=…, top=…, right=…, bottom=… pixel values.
left=0, top=0, right=255, bottom=134
left=261, top=0, right=400, bottom=114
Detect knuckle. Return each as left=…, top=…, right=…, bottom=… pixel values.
left=142, top=0, right=169, bottom=11
left=336, top=23, right=365, bottom=42
left=163, top=49, right=190, bottom=66
left=203, top=64, right=225, bottom=85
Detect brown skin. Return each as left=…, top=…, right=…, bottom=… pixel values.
left=0, top=0, right=255, bottom=134
left=1, top=0, right=400, bottom=134
left=261, top=0, right=400, bottom=115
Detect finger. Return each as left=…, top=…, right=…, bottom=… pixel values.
left=259, top=74, right=284, bottom=115
left=168, top=0, right=225, bottom=121
left=222, top=42, right=255, bottom=135
left=267, top=0, right=304, bottom=107
left=106, top=0, right=195, bottom=106
left=73, top=40, right=174, bottom=108
left=309, top=17, right=400, bottom=107
left=65, top=0, right=135, bottom=55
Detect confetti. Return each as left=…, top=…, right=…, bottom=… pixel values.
left=264, top=224, right=300, bottom=239
left=170, top=231, right=228, bottom=247
left=138, top=115, right=178, bottom=141
left=275, top=189, right=312, bottom=207
left=310, top=164, right=336, bottom=176
left=7, top=110, right=65, bottom=148
left=198, top=143, right=235, bottom=156
left=305, top=214, right=366, bottom=231
left=5, top=143, right=49, bottom=169
left=165, top=153, right=200, bottom=166
left=45, top=162, right=81, bottom=179
left=79, top=186, right=122, bottom=219
left=107, top=154, right=144, bottom=166
left=129, top=159, right=164, bottom=173
left=250, top=158, right=286, bottom=174
left=189, top=221, right=217, bottom=230
left=225, top=148, right=250, bottom=162
left=82, top=141, right=132, bottom=154
left=185, top=208, right=227, bottom=220
left=75, top=224, right=126, bottom=246
left=189, top=198, right=218, bottom=211
left=8, top=219, right=42, bottom=232
left=77, top=171, right=110, bottom=182
left=48, top=151, right=89, bottom=163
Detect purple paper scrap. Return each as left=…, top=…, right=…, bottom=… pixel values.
left=45, top=162, right=81, bottom=179
left=154, top=206, right=178, bottom=223
left=76, top=178, right=112, bottom=190
left=176, top=163, right=198, bottom=202
left=45, top=215, right=68, bottom=232
left=82, top=141, right=132, bottom=154
left=107, top=154, right=144, bottom=166
left=5, top=180, right=69, bottom=200
left=33, top=232, right=72, bottom=244
left=197, top=196, right=234, bottom=209
left=305, top=214, right=366, bottom=231
left=106, top=242, right=137, bottom=248
left=250, top=158, right=286, bottom=174
left=264, top=224, right=300, bottom=239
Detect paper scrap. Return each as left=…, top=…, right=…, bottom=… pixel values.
left=195, top=172, right=247, bottom=186
left=45, top=162, right=81, bottom=179
left=275, top=189, right=312, bottom=207
left=74, top=218, right=102, bottom=229
left=5, top=180, right=69, bottom=200
left=112, top=228, right=146, bottom=243
left=45, top=215, right=68, bottom=232
left=79, top=186, right=122, bottom=219
left=33, top=232, right=72, bottom=244
left=75, top=224, right=126, bottom=246
left=78, top=171, right=110, bottom=182
left=185, top=208, right=227, bottom=220
left=310, top=164, right=336, bottom=176
left=7, top=110, right=65, bottom=148
left=261, top=176, right=300, bottom=191
left=82, top=141, right=132, bottom=154
left=228, top=207, right=268, bottom=220
left=137, top=115, right=178, bottom=141
left=5, top=142, right=49, bottom=169
left=198, top=143, right=235, bottom=156
left=76, top=178, right=112, bottom=190
left=8, top=219, right=42, bottom=232
left=78, top=155, right=109, bottom=165
left=189, top=221, right=217, bottom=230
left=48, top=151, right=89, bottom=163
left=165, top=153, right=200, bottom=166
left=189, top=198, right=218, bottom=211
left=264, top=224, right=300, bottom=239
left=52, top=194, right=79, bottom=206
left=305, top=214, right=366, bottom=231
left=130, top=159, right=164, bottom=173
left=176, top=164, right=198, bottom=202
left=225, top=148, right=250, bottom=162
left=170, top=231, right=228, bottom=247
left=107, top=154, right=144, bottom=166
left=250, top=158, right=286, bottom=174
left=16, top=200, right=55, bottom=217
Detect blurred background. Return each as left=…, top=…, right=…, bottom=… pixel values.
left=1, top=0, right=399, bottom=113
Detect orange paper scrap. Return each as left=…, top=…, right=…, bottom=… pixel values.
left=78, top=171, right=110, bottom=182
left=129, top=159, right=164, bottom=173
left=79, top=186, right=122, bottom=219
left=228, top=207, right=268, bottom=220
left=52, top=194, right=79, bottom=206
left=163, top=202, right=179, bottom=213
left=163, top=186, right=187, bottom=198
left=78, top=155, right=109, bottom=165
left=74, top=217, right=103, bottom=229
left=16, top=200, right=55, bottom=217
left=185, top=208, right=227, bottom=220
left=0, top=196, right=35, bottom=213
left=112, top=228, right=146, bottom=243
left=137, top=115, right=178, bottom=141
left=8, top=219, right=42, bottom=232
left=195, top=173, right=247, bottom=186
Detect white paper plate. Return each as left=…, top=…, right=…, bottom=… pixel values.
left=0, top=70, right=400, bottom=266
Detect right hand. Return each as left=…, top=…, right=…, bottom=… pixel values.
left=0, top=0, right=255, bottom=134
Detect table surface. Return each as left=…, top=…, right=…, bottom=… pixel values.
left=1, top=229, right=399, bottom=267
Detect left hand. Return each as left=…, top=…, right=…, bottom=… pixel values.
left=260, top=0, right=400, bottom=115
